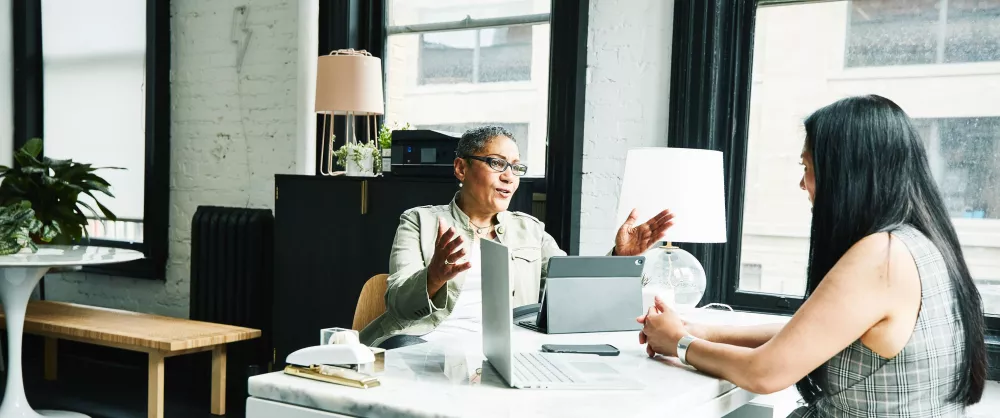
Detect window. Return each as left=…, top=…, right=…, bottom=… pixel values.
left=386, top=0, right=550, bottom=176
left=420, top=26, right=532, bottom=84
left=846, top=0, right=1000, bottom=67
left=739, top=0, right=1000, bottom=315
left=914, top=117, right=1000, bottom=219
left=12, top=0, right=170, bottom=278
left=42, top=0, right=146, bottom=243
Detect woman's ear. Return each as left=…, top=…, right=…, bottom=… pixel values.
left=454, top=157, right=466, bottom=182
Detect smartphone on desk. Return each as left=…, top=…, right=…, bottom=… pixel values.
left=540, top=344, right=620, bottom=356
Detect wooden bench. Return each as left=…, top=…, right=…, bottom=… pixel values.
left=0, top=301, right=261, bottom=418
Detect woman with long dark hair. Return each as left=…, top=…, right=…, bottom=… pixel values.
left=638, top=95, right=987, bottom=416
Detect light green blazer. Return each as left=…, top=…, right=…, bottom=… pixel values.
left=359, top=193, right=566, bottom=347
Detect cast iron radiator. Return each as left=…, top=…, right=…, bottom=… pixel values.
left=189, top=205, right=274, bottom=416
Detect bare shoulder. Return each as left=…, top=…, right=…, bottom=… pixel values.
left=839, top=232, right=892, bottom=262
left=831, top=232, right=917, bottom=288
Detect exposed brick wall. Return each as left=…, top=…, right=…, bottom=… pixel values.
left=579, top=0, right=674, bottom=255
left=43, top=0, right=299, bottom=318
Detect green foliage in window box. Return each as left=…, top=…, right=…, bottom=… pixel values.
left=0, top=138, right=120, bottom=245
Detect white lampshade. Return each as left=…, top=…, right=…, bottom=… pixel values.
left=615, top=147, right=727, bottom=243
left=315, top=50, right=384, bottom=115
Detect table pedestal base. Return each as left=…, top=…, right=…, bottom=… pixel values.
left=0, top=267, right=88, bottom=418
left=37, top=411, right=90, bottom=418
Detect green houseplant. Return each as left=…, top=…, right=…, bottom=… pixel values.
left=377, top=122, right=410, bottom=150
left=332, top=122, right=411, bottom=176
left=376, top=122, right=410, bottom=174
left=334, top=140, right=380, bottom=176
left=0, top=201, right=58, bottom=255
left=0, top=138, right=120, bottom=245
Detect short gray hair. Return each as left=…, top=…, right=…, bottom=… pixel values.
left=456, top=125, right=516, bottom=157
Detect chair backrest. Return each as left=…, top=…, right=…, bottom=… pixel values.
left=353, top=274, right=389, bottom=331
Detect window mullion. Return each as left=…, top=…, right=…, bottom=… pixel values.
left=388, top=13, right=549, bottom=35
left=936, top=0, right=948, bottom=64
left=473, top=29, right=481, bottom=84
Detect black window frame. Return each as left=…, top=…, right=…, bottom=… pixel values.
left=12, top=0, right=171, bottom=280
left=318, top=0, right=587, bottom=254
left=670, top=0, right=999, bottom=379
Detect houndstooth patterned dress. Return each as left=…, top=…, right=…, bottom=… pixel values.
left=789, top=225, right=967, bottom=418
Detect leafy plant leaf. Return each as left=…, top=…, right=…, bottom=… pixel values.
left=0, top=202, right=42, bottom=253
left=22, top=138, right=43, bottom=158
left=94, top=199, right=117, bottom=221
left=76, top=200, right=100, bottom=219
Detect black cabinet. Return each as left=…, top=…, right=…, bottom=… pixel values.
left=271, top=174, right=536, bottom=365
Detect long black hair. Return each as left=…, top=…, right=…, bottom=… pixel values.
left=794, top=95, right=987, bottom=405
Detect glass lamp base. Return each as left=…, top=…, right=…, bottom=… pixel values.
left=641, top=245, right=707, bottom=311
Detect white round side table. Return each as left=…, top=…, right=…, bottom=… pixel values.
left=0, top=246, right=143, bottom=418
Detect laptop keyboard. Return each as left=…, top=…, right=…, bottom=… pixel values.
left=513, top=352, right=576, bottom=384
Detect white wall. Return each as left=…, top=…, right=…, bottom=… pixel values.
left=579, top=0, right=674, bottom=255
left=44, top=0, right=301, bottom=317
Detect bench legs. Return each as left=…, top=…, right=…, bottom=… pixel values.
left=33, top=339, right=229, bottom=418
left=148, top=352, right=164, bottom=418
left=211, top=345, right=227, bottom=415
left=44, top=337, right=57, bottom=381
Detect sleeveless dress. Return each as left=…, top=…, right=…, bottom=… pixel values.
left=789, top=225, right=967, bottom=417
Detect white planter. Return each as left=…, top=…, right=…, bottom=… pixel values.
left=345, top=149, right=375, bottom=177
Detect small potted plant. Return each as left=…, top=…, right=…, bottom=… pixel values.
left=334, top=140, right=380, bottom=177
left=377, top=122, right=410, bottom=174
left=332, top=122, right=411, bottom=177
left=0, top=138, right=120, bottom=245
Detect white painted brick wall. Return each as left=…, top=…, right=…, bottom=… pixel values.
left=43, top=0, right=299, bottom=318
left=579, top=0, right=674, bottom=255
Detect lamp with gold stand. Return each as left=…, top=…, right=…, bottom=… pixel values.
left=615, top=147, right=727, bottom=312
left=315, top=49, right=385, bottom=176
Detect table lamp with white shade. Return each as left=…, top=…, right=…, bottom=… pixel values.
left=315, top=49, right=385, bottom=176
left=615, top=147, right=727, bottom=311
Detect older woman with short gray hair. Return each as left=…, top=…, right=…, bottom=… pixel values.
left=360, top=125, right=675, bottom=349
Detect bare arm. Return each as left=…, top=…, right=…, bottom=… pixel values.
left=688, top=234, right=896, bottom=394
left=641, top=233, right=903, bottom=395
left=686, top=322, right=785, bottom=349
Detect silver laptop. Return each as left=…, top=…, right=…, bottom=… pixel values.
left=480, top=239, right=642, bottom=390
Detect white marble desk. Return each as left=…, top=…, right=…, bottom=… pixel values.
left=248, top=309, right=789, bottom=418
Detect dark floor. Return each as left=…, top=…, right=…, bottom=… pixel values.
left=0, top=335, right=252, bottom=418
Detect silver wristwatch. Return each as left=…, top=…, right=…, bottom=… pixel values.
left=677, top=335, right=699, bottom=367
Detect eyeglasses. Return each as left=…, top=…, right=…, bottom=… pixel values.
left=462, top=155, right=528, bottom=176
